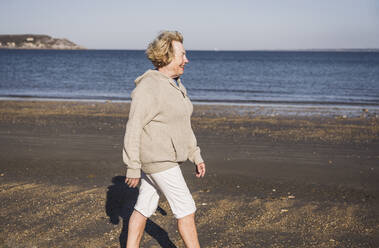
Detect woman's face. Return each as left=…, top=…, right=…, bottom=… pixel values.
left=167, top=41, right=189, bottom=78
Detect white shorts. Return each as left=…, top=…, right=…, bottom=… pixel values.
left=134, top=165, right=196, bottom=219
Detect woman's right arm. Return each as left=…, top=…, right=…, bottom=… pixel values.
left=122, top=80, right=159, bottom=179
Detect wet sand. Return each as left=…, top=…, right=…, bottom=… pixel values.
left=0, top=100, right=379, bottom=248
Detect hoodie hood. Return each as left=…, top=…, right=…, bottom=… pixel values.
left=134, top=69, right=168, bottom=86
left=134, top=69, right=187, bottom=97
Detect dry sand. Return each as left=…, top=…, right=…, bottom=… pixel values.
left=0, top=100, right=378, bottom=248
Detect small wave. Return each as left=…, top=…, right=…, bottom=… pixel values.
left=187, top=88, right=287, bottom=94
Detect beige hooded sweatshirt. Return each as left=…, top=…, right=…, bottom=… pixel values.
left=123, top=69, right=204, bottom=178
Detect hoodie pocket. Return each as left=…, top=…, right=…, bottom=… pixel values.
left=170, top=137, right=177, bottom=161
left=170, top=135, right=188, bottom=162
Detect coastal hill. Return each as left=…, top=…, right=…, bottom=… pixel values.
left=0, top=34, right=85, bottom=50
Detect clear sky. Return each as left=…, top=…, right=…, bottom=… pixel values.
left=1, top=0, right=378, bottom=50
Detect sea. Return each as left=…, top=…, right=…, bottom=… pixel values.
left=0, top=49, right=379, bottom=108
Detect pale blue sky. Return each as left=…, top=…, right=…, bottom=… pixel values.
left=1, top=0, right=378, bottom=50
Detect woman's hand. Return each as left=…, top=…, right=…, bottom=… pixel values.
left=196, top=162, right=206, bottom=178
left=125, top=177, right=140, bottom=188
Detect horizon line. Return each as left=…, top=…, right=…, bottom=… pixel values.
left=78, top=48, right=379, bottom=52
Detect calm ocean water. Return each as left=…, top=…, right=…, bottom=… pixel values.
left=0, top=49, right=378, bottom=106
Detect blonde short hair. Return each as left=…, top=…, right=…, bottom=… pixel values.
left=146, top=31, right=184, bottom=68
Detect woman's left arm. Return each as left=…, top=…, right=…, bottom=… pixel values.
left=188, top=130, right=204, bottom=165
left=188, top=131, right=206, bottom=177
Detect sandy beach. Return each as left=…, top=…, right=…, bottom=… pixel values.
left=1, top=100, right=378, bottom=248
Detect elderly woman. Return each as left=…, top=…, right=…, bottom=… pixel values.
left=123, top=31, right=206, bottom=248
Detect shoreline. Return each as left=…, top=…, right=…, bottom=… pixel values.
left=1, top=97, right=379, bottom=118
left=2, top=95, right=379, bottom=107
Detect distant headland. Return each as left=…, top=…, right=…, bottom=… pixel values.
left=0, top=34, right=85, bottom=50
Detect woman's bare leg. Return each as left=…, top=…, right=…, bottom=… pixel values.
left=126, top=210, right=147, bottom=248
left=177, top=213, right=200, bottom=248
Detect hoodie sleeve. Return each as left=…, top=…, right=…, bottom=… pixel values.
left=122, top=80, right=160, bottom=178
left=187, top=128, right=204, bottom=166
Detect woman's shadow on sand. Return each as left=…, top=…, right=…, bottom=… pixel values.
left=106, top=176, right=177, bottom=248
